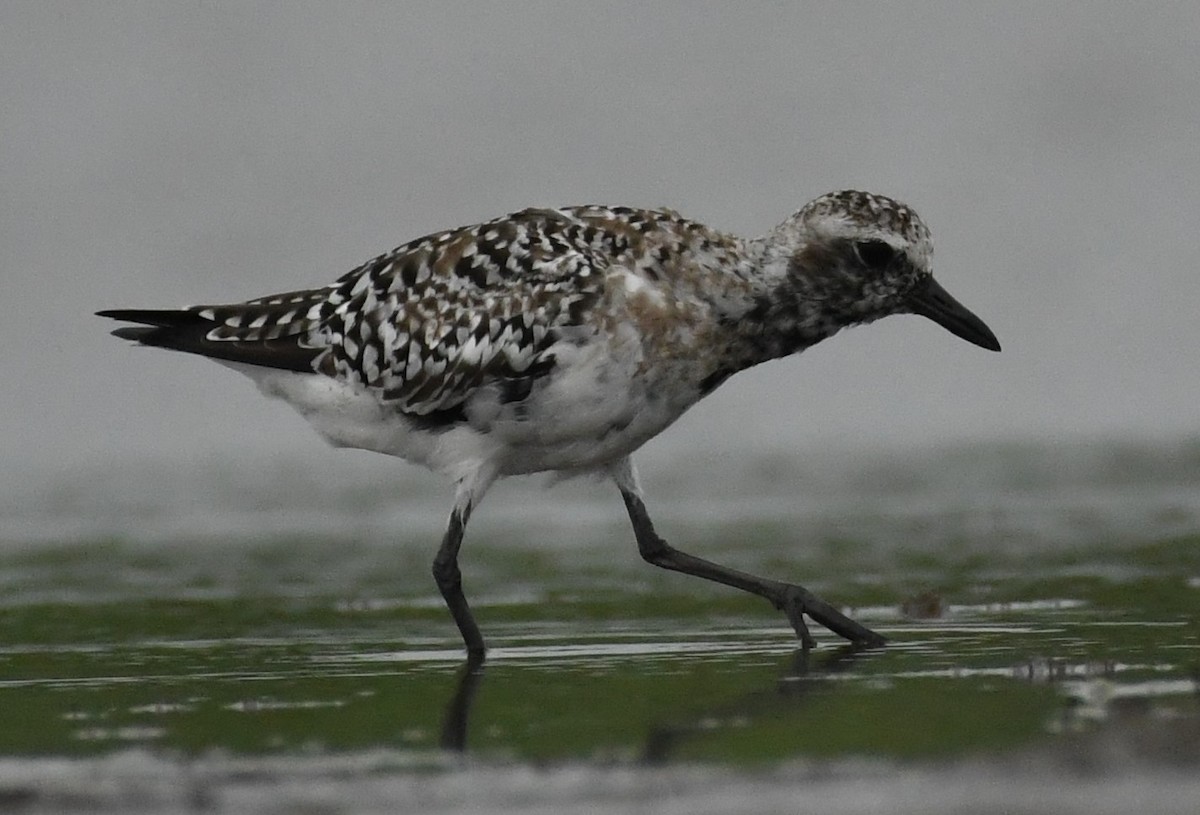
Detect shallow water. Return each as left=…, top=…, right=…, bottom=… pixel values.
left=1, top=439, right=1198, bottom=812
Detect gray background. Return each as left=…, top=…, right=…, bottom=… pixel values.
left=4, top=2, right=1198, bottom=476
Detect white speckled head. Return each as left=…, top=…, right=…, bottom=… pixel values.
left=753, top=190, right=998, bottom=352
left=794, top=189, right=933, bottom=273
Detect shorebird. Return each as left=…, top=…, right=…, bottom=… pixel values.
left=100, top=190, right=999, bottom=657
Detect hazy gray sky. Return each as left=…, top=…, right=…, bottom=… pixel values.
left=4, top=2, right=1199, bottom=474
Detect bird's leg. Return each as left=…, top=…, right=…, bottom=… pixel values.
left=431, top=469, right=495, bottom=660
left=611, top=459, right=885, bottom=649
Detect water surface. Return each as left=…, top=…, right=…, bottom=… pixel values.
left=1, top=440, right=1198, bottom=812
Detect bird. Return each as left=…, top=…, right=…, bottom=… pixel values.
left=99, top=190, right=1000, bottom=659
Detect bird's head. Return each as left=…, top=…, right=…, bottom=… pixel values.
left=775, top=190, right=1000, bottom=352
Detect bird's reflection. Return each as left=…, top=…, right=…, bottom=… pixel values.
left=436, top=643, right=880, bottom=755
left=640, top=643, right=877, bottom=764
left=439, top=651, right=486, bottom=751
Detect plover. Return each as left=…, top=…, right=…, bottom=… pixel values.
left=100, top=190, right=999, bottom=657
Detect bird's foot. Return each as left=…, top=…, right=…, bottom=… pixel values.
left=775, top=583, right=886, bottom=649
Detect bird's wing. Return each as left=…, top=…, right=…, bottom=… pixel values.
left=102, top=208, right=613, bottom=415
left=317, top=211, right=608, bottom=415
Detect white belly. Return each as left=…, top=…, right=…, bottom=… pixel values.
left=218, top=331, right=701, bottom=482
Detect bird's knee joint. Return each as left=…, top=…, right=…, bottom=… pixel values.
left=637, top=535, right=674, bottom=566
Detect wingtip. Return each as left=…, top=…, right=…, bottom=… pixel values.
left=97, top=308, right=162, bottom=321
left=97, top=308, right=152, bottom=323
left=95, top=308, right=199, bottom=329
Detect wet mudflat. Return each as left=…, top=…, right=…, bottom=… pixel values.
left=0, top=441, right=1197, bottom=812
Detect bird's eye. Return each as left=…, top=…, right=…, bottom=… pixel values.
left=854, top=240, right=895, bottom=269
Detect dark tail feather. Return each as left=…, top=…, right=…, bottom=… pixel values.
left=97, top=307, right=320, bottom=373
left=96, top=308, right=201, bottom=329
left=110, top=325, right=159, bottom=342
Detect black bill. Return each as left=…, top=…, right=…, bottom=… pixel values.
left=907, top=276, right=1001, bottom=352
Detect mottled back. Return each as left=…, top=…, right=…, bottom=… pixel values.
left=113, top=205, right=740, bottom=417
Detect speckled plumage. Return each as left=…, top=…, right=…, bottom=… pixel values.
left=100, top=190, right=1000, bottom=657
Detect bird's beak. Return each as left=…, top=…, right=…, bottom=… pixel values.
left=907, top=276, right=1001, bottom=352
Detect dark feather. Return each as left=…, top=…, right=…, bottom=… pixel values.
left=97, top=308, right=320, bottom=373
